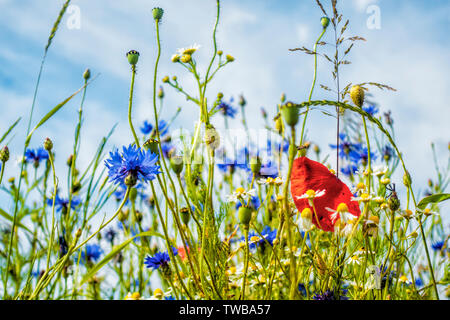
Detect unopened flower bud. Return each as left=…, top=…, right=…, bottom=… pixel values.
left=204, top=124, right=220, bottom=150
left=67, top=155, right=73, bottom=167
left=238, top=206, right=253, bottom=228
left=83, top=68, right=91, bottom=81
left=226, top=54, right=235, bottom=62
left=125, top=173, right=137, bottom=187
left=143, top=139, right=159, bottom=155
left=281, top=102, right=299, bottom=127
left=403, top=171, right=411, bottom=187
left=239, top=95, right=246, bottom=107
left=170, top=156, right=184, bottom=175
left=350, top=85, right=365, bottom=107
left=250, top=156, right=261, bottom=174
left=0, top=146, right=10, bottom=162
left=180, top=207, right=190, bottom=225
left=43, top=138, right=53, bottom=151
left=158, top=86, right=164, bottom=99
left=217, top=50, right=223, bottom=56
left=162, top=76, right=169, bottom=83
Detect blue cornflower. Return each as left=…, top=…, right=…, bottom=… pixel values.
left=140, top=120, right=153, bottom=135
left=161, top=141, right=175, bottom=158
left=47, top=194, right=81, bottom=213
left=329, top=133, right=362, bottom=160
left=247, top=226, right=277, bottom=250
left=218, top=98, right=237, bottom=118
left=363, top=104, right=379, bottom=116
left=431, top=240, right=444, bottom=252
left=298, top=283, right=307, bottom=296
left=349, top=147, right=376, bottom=166
left=165, top=296, right=176, bottom=300
left=25, top=147, right=49, bottom=166
left=144, top=247, right=178, bottom=270
left=104, top=228, right=117, bottom=244
left=236, top=196, right=260, bottom=211
left=415, top=278, right=424, bottom=287
left=382, top=145, right=394, bottom=161
left=340, top=164, right=358, bottom=177
left=313, top=290, right=348, bottom=300
left=140, top=120, right=169, bottom=137
left=80, top=244, right=103, bottom=264
left=105, top=144, right=161, bottom=186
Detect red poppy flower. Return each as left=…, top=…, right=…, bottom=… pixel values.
left=290, top=157, right=361, bottom=232
left=177, top=246, right=190, bottom=261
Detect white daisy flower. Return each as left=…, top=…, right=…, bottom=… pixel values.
left=176, top=43, right=201, bottom=55
left=372, top=165, right=388, bottom=177
left=296, top=189, right=326, bottom=206
left=226, top=187, right=256, bottom=202
left=325, top=203, right=358, bottom=224
left=348, top=255, right=361, bottom=265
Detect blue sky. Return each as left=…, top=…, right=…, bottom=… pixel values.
left=0, top=0, right=449, bottom=212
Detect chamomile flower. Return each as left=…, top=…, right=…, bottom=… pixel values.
left=325, top=203, right=358, bottom=224
left=124, top=292, right=141, bottom=300
left=226, top=187, right=256, bottom=202
left=176, top=43, right=201, bottom=55
left=348, top=255, right=361, bottom=265
left=351, top=193, right=373, bottom=203
left=297, top=207, right=314, bottom=231
left=372, top=165, right=388, bottom=177
left=398, top=275, right=411, bottom=285
left=296, top=189, right=326, bottom=206
left=418, top=207, right=439, bottom=217
left=148, top=288, right=173, bottom=300
left=257, top=176, right=283, bottom=186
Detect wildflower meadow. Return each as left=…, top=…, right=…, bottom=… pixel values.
left=0, top=0, right=449, bottom=303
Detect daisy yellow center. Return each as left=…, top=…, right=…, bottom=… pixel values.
left=423, top=208, right=431, bottom=215
left=266, top=177, right=274, bottom=184
left=404, top=209, right=413, bottom=217
left=183, top=48, right=197, bottom=55
left=356, top=182, right=365, bottom=190
left=131, top=292, right=140, bottom=300
left=351, top=256, right=358, bottom=261
left=369, top=215, right=379, bottom=224
left=250, top=236, right=260, bottom=242
left=399, top=275, right=408, bottom=282
left=235, top=187, right=245, bottom=195
left=306, top=189, right=316, bottom=198
left=301, top=208, right=312, bottom=219
left=337, top=203, right=349, bottom=213
left=154, top=288, right=164, bottom=298
left=360, top=193, right=370, bottom=201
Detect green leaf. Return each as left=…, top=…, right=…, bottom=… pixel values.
left=0, top=207, right=33, bottom=234
left=417, top=193, right=450, bottom=210
left=78, top=230, right=164, bottom=287
left=0, top=117, right=21, bottom=144
left=25, top=80, right=93, bottom=147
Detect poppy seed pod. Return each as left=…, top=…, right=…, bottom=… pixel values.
left=239, top=95, right=246, bottom=107
left=350, top=85, right=365, bottom=107
left=126, top=50, right=140, bottom=65
left=321, top=16, right=330, bottom=28
left=281, top=102, right=300, bottom=127
left=170, top=155, right=184, bottom=175
left=250, top=156, right=262, bottom=174
left=152, top=7, right=164, bottom=21
left=180, top=207, right=190, bottom=225
left=238, top=206, right=253, bottom=228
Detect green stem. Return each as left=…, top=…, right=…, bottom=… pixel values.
left=299, top=27, right=326, bottom=147
left=128, top=64, right=140, bottom=148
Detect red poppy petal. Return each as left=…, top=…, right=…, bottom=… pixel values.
left=290, top=157, right=361, bottom=232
